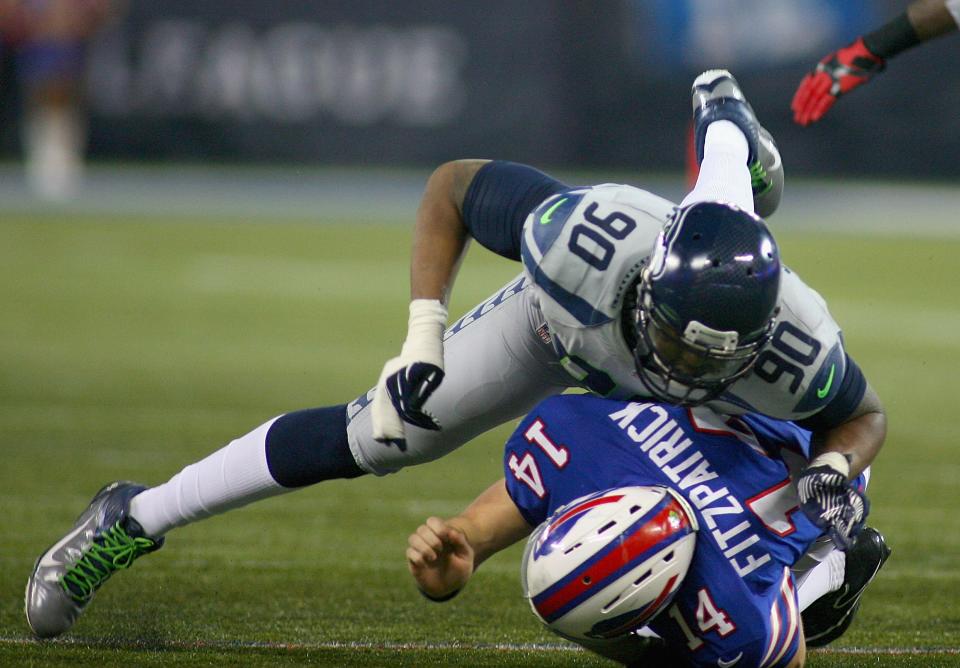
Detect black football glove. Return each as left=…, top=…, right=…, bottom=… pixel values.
left=384, top=362, right=444, bottom=432
left=372, top=300, right=448, bottom=451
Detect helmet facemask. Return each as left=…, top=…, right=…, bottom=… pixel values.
left=632, top=277, right=776, bottom=406
left=627, top=201, right=783, bottom=406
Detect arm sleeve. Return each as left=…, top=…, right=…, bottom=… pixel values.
left=462, top=160, right=569, bottom=261
left=795, top=353, right=867, bottom=432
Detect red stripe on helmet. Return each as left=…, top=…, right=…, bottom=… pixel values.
left=548, top=494, right=624, bottom=533
left=535, top=498, right=690, bottom=620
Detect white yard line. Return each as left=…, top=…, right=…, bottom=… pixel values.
left=1, top=636, right=959, bottom=655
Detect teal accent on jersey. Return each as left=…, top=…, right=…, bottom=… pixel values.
left=558, top=347, right=618, bottom=396
left=529, top=192, right=583, bottom=257
left=793, top=342, right=846, bottom=413
left=559, top=356, right=584, bottom=380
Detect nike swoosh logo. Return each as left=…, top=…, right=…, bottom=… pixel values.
left=539, top=197, right=567, bottom=224
left=816, top=364, right=836, bottom=399
left=717, top=652, right=743, bottom=667
left=832, top=558, right=884, bottom=610
left=37, top=520, right=91, bottom=571
left=830, top=583, right=854, bottom=609
left=760, top=134, right=781, bottom=171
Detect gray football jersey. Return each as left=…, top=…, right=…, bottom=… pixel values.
left=521, top=184, right=845, bottom=421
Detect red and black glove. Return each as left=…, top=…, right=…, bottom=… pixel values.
left=791, top=37, right=885, bottom=126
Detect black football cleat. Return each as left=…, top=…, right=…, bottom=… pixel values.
left=803, top=526, right=891, bottom=647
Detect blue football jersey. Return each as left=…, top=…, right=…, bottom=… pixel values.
left=504, top=394, right=822, bottom=668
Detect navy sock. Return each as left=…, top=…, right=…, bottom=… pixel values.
left=265, top=404, right=365, bottom=487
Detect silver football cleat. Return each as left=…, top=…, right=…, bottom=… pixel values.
left=25, top=481, right=162, bottom=638
left=753, top=127, right=784, bottom=218
left=691, top=68, right=784, bottom=217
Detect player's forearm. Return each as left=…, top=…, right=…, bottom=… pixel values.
left=861, top=0, right=957, bottom=60
left=811, top=385, right=886, bottom=479
left=907, top=0, right=960, bottom=41
left=410, top=160, right=489, bottom=304
left=447, top=480, right=532, bottom=567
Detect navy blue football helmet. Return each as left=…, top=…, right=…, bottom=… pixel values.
left=629, top=201, right=781, bottom=405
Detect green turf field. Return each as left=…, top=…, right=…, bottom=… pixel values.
left=2, top=210, right=959, bottom=666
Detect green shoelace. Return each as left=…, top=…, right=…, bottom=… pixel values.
left=749, top=161, right=772, bottom=195
left=60, top=521, right=157, bottom=603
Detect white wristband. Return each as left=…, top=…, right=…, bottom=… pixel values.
left=400, top=299, right=447, bottom=367
left=808, top=452, right=851, bottom=480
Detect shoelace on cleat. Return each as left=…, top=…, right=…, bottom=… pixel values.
left=59, top=521, right=157, bottom=603
left=749, top=162, right=772, bottom=195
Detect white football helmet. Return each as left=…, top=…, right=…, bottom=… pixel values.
left=521, top=485, right=698, bottom=641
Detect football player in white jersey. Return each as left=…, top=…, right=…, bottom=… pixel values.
left=26, top=70, right=887, bottom=647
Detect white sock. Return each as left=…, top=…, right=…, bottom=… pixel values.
left=795, top=549, right=847, bottom=611
left=23, top=105, right=85, bottom=201
left=679, top=120, right=753, bottom=213
left=128, top=417, right=287, bottom=538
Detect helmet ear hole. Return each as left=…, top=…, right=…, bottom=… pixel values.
left=598, top=521, right=617, bottom=534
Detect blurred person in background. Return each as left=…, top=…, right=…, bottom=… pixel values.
left=792, top=0, right=960, bottom=125
left=0, top=0, right=117, bottom=199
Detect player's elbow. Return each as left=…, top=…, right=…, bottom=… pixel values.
left=845, top=382, right=887, bottom=451
left=427, top=159, right=491, bottom=215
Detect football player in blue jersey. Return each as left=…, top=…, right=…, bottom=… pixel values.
left=407, top=394, right=889, bottom=666
left=26, top=70, right=888, bottom=646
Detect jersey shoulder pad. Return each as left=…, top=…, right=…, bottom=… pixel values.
left=719, top=267, right=846, bottom=419
left=521, top=185, right=671, bottom=326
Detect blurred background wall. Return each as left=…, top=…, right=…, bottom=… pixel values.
left=1, top=0, right=957, bottom=179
